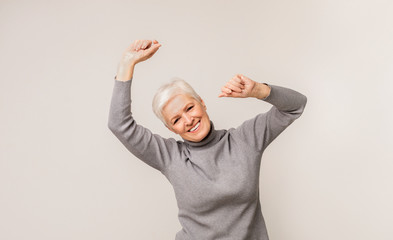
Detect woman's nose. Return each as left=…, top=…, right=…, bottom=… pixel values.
left=184, top=113, right=193, bottom=125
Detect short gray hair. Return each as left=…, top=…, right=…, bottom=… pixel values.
left=152, top=77, right=201, bottom=125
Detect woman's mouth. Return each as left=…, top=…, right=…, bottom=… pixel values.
left=188, top=121, right=200, bottom=133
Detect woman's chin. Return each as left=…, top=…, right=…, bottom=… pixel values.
left=188, top=121, right=210, bottom=142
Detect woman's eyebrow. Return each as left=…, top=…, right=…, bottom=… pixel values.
left=170, top=102, right=192, bottom=122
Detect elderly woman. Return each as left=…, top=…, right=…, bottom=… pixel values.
left=108, top=39, right=307, bottom=240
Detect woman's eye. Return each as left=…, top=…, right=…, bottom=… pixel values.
left=187, top=106, right=194, bottom=111
left=173, top=118, right=179, bottom=124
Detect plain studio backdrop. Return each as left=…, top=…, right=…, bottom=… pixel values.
left=1, top=0, right=392, bottom=239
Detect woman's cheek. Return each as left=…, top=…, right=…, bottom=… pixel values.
left=178, top=123, right=185, bottom=134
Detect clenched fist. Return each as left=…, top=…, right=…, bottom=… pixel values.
left=120, top=39, right=162, bottom=65
left=116, top=39, right=162, bottom=81
left=218, top=74, right=271, bottom=100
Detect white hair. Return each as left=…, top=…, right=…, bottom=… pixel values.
left=152, top=77, right=201, bottom=125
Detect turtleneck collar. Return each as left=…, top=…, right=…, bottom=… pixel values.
left=182, top=121, right=222, bottom=148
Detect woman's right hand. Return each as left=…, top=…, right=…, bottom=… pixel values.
left=116, top=39, right=162, bottom=81
left=120, top=39, right=162, bottom=65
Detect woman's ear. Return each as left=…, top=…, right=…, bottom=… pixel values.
left=200, top=98, right=207, bottom=110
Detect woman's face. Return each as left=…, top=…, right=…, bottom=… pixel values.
left=162, top=94, right=211, bottom=142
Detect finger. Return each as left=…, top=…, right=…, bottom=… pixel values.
left=146, top=40, right=156, bottom=48
left=236, top=74, right=248, bottom=85
left=146, top=40, right=153, bottom=48
left=231, top=76, right=243, bottom=85
left=240, top=74, right=250, bottom=80
left=229, top=78, right=245, bottom=90
left=219, top=90, right=243, bottom=98
left=141, top=40, right=150, bottom=49
left=143, top=43, right=161, bottom=59
left=227, top=91, right=243, bottom=98
left=136, top=40, right=144, bottom=51
left=134, top=40, right=140, bottom=51
left=218, top=92, right=228, bottom=98
left=148, top=43, right=161, bottom=54
left=232, top=75, right=245, bottom=88
left=233, top=74, right=243, bottom=82
left=226, top=82, right=242, bottom=93
left=240, top=74, right=253, bottom=85
left=237, top=73, right=247, bottom=80
left=221, top=86, right=232, bottom=94
left=139, top=40, right=146, bottom=50
left=218, top=88, right=234, bottom=97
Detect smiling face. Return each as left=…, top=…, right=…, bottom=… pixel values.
left=162, top=94, right=211, bottom=142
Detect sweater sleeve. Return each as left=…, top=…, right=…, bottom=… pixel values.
left=233, top=83, right=308, bottom=152
left=107, top=76, right=180, bottom=172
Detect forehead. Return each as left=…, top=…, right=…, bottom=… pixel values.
left=162, top=94, right=196, bottom=118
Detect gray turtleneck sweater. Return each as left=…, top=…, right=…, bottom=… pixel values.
left=108, top=77, right=307, bottom=240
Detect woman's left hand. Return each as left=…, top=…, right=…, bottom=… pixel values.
left=218, top=74, right=270, bottom=99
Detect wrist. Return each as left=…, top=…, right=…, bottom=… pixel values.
left=118, top=57, right=136, bottom=68
left=116, top=62, right=135, bottom=81
left=253, top=82, right=271, bottom=100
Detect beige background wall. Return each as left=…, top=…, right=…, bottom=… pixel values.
left=1, top=0, right=392, bottom=239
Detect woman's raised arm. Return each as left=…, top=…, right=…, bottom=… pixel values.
left=220, top=74, right=307, bottom=152
left=108, top=40, right=181, bottom=172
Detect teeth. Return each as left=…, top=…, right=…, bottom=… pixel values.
left=189, top=122, right=200, bottom=132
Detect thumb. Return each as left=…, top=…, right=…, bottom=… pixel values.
left=152, top=42, right=162, bottom=50
left=152, top=39, right=161, bottom=47
left=145, top=42, right=161, bottom=55
left=218, top=93, right=226, bottom=98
